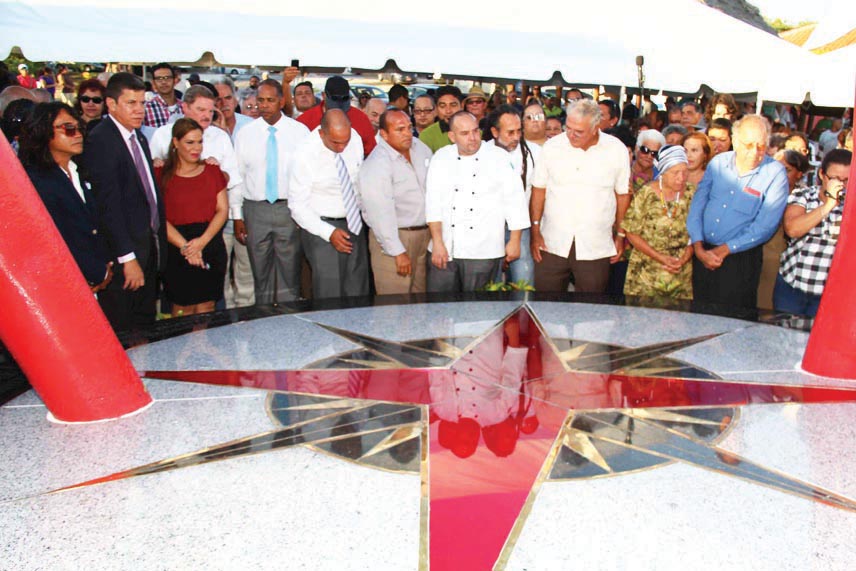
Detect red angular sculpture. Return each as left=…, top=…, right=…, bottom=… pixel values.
left=0, top=135, right=151, bottom=422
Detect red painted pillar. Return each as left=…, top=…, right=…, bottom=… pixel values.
left=0, top=135, right=151, bottom=421
left=803, top=117, right=856, bottom=378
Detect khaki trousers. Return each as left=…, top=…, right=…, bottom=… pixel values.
left=369, top=228, right=430, bottom=295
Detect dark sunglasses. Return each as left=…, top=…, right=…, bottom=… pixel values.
left=54, top=122, right=82, bottom=137
left=79, top=95, right=103, bottom=104
left=639, top=145, right=659, bottom=157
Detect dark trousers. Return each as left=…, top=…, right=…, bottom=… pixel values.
left=99, top=235, right=158, bottom=333
left=244, top=200, right=302, bottom=304
left=773, top=273, right=822, bottom=317
left=426, top=257, right=502, bottom=293
left=692, top=243, right=762, bottom=309
left=534, top=243, right=610, bottom=293
left=301, top=219, right=369, bottom=299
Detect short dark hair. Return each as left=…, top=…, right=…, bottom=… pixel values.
left=293, top=80, right=313, bottom=95
left=259, top=79, right=283, bottom=98
left=709, top=117, right=733, bottom=132
left=19, top=102, right=79, bottom=170
left=821, top=148, right=852, bottom=176
left=435, top=85, right=462, bottom=101
left=599, top=99, right=620, bottom=120
left=388, top=84, right=409, bottom=103
left=781, top=149, right=809, bottom=173
left=105, top=72, right=146, bottom=102
left=2, top=98, right=36, bottom=145
left=151, top=62, right=175, bottom=77
left=681, top=100, right=701, bottom=113
left=379, top=108, right=409, bottom=132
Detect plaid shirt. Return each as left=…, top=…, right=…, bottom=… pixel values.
left=144, top=94, right=183, bottom=128
left=779, top=185, right=843, bottom=296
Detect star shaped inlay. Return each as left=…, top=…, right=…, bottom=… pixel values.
left=51, top=305, right=856, bottom=570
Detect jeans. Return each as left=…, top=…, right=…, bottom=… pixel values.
left=773, top=273, right=822, bottom=317
left=496, top=228, right=534, bottom=285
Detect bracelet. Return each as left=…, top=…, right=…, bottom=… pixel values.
left=180, top=243, right=189, bottom=252
left=617, top=231, right=626, bottom=238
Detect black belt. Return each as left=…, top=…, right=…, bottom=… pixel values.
left=247, top=198, right=287, bottom=203
left=321, top=216, right=346, bottom=222
left=399, top=225, right=428, bottom=231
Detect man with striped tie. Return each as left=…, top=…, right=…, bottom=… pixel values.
left=289, top=109, right=369, bottom=299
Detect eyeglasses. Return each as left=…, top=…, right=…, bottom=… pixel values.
left=243, top=104, right=259, bottom=110
left=54, top=122, right=81, bottom=137
left=413, top=108, right=435, bottom=114
left=328, top=93, right=350, bottom=102
left=525, top=113, right=545, bottom=121
left=79, top=95, right=103, bottom=104
left=153, top=75, right=174, bottom=82
left=638, top=146, right=659, bottom=157
left=467, top=99, right=486, bottom=105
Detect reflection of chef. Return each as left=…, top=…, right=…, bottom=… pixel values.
left=430, top=327, right=527, bottom=427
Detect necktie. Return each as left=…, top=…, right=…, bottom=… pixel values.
left=129, top=133, right=159, bottom=231
left=265, top=126, right=278, bottom=204
left=336, top=153, right=362, bottom=235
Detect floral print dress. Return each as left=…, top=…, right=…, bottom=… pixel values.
left=622, top=182, right=695, bottom=299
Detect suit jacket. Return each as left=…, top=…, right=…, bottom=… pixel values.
left=81, top=117, right=167, bottom=272
left=25, top=163, right=110, bottom=285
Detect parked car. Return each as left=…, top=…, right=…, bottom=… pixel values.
left=349, top=84, right=388, bottom=102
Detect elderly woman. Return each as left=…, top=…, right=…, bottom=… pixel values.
left=631, top=129, right=665, bottom=193
left=683, top=132, right=712, bottom=187
left=18, top=102, right=112, bottom=292
left=73, top=79, right=106, bottom=136
left=240, top=92, right=260, bottom=119
left=621, top=145, right=695, bottom=299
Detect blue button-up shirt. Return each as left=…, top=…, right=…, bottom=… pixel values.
left=687, top=151, right=788, bottom=253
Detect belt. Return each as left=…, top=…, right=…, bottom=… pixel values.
left=247, top=198, right=288, bottom=204
left=399, top=225, right=428, bottom=231
left=321, top=216, right=346, bottom=222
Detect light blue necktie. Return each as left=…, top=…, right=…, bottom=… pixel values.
left=265, top=126, right=278, bottom=204
left=336, top=153, right=362, bottom=235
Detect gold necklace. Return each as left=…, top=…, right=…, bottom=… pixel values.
left=658, top=179, right=681, bottom=219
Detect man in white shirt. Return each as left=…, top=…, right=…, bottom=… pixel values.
left=425, top=111, right=529, bottom=293
left=234, top=79, right=310, bottom=304
left=289, top=109, right=368, bottom=299
left=359, top=109, right=433, bottom=294
left=530, top=99, right=630, bottom=293
left=486, top=104, right=540, bottom=285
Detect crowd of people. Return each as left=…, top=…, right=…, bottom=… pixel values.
left=1, top=60, right=852, bottom=334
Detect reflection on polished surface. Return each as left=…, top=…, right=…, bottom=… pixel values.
left=35, top=304, right=855, bottom=570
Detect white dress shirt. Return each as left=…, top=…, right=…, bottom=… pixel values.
left=234, top=113, right=310, bottom=216
left=531, top=131, right=629, bottom=260
left=487, top=138, right=541, bottom=202
left=108, top=114, right=158, bottom=263
left=66, top=160, right=86, bottom=203
left=288, top=128, right=364, bottom=241
left=149, top=123, right=244, bottom=219
left=358, top=137, right=432, bottom=256
left=425, top=142, right=530, bottom=260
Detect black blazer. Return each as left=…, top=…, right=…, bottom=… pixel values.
left=81, top=117, right=166, bottom=272
left=25, top=163, right=110, bottom=285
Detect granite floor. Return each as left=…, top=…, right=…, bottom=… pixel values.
left=2, top=298, right=855, bottom=570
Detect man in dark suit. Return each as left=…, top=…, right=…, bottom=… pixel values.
left=82, top=72, right=166, bottom=331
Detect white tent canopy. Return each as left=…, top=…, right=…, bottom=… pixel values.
left=2, top=0, right=852, bottom=106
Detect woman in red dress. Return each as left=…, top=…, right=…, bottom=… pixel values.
left=156, top=118, right=228, bottom=316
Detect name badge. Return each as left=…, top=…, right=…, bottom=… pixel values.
left=743, top=187, right=761, bottom=198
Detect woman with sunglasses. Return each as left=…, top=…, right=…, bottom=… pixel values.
left=621, top=145, right=695, bottom=300
left=73, top=79, right=106, bottom=136
left=156, top=118, right=228, bottom=316
left=19, top=102, right=113, bottom=293
left=631, top=130, right=665, bottom=193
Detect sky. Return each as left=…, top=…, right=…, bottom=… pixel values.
left=749, top=0, right=843, bottom=24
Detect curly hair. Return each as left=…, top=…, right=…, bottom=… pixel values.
left=704, top=93, right=739, bottom=125
left=18, top=101, right=81, bottom=170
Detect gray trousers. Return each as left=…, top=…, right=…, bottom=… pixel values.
left=301, top=218, right=370, bottom=299
left=426, top=258, right=502, bottom=293
left=243, top=199, right=302, bottom=305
